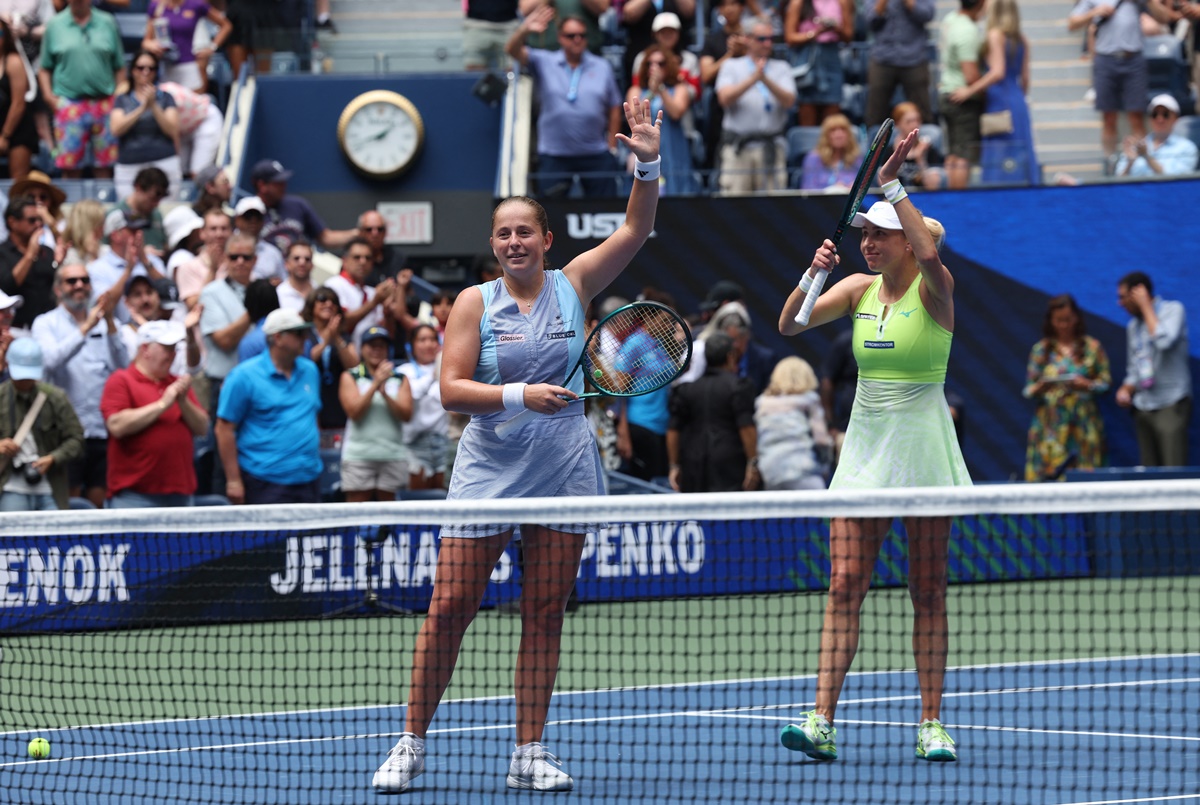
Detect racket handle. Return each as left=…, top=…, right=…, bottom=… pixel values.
left=495, top=408, right=537, bottom=441
left=794, top=268, right=829, bottom=325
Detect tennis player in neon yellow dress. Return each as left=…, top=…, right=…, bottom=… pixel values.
left=778, top=128, right=971, bottom=763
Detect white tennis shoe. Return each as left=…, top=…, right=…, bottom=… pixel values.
left=506, top=742, right=574, bottom=791
left=372, top=733, right=425, bottom=794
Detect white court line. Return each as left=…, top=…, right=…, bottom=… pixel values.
left=2, top=653, right=1195, bottom=738
left=1055, top=795, right=1200, bottom=805
left=693, top=714, right=1200, bottom=744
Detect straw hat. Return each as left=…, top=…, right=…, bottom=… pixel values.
left=9, top=171, right=66, bottom=208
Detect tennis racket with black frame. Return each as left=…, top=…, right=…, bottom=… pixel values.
left=794, top=117, right=895, bottom=326
left=495, top=301, right=693, bottom=441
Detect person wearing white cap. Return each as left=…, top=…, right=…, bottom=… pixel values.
left=100, top=320, right=208, bottom=508
left=215, top=307, right=322, bottom=505
left=0, top=337, right=84, bottom=511
left=232, top=195, right=286, bottom=284
left=1114, top=93, right=1199, bottom=177
left=620, top=2, right=694, bottom=86
left=630, top=12, right=701, bottom=87
left=0, top=288, right=22, bottom=380
left=778, top=130, right=969, bottom=764
left=162, top=205, right=205, bottom=280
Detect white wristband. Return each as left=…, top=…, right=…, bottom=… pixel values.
left=882, top=178, right=907, bottom=204
left=502, top=383, right=528, bottom=411
left=633, top=156, right=661, bottom=182
left=798, top=271, right=814, bottom=292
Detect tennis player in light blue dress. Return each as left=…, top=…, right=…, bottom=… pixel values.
left=778, top=128, right=970, bottom=765
left=372, top=99, right=664, bottom=796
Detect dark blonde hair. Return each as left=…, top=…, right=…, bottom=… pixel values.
left=816, top=114, right=862, bottom=167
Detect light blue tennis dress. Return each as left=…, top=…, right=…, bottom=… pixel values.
left=441, top=270, right=605, bottom=538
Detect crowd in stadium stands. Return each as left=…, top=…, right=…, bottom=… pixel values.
left=483, top=0, right=1200, bottom=193
left=0, top=0, right=1194, bottom=509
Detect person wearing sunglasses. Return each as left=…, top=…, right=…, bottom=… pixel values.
left=110, top=49, right=182, bottom=203
left=0, top=195, right=57, bottom=333
left=715, top=21, right=796, bottom=193
left=30, top=263, right=127, bottom=508
left=506, top=5, right=623, bottom=198
left=357, top=210, right=405, bottom=286
left=1114, top=93, right=1199, bottom=177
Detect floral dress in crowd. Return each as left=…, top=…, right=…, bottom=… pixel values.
left=1022, top=335, right=1111, bottom=481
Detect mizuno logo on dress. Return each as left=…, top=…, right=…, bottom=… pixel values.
left=898, top=308, right=917, bottom=318
left=498, top=334, right=526, bottom=343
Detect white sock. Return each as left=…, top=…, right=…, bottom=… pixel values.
left=513, top=741, right=543, bottom=756
left=402, top=732, right=426, bottom=751
left=317, top=12, right=330, bottom=22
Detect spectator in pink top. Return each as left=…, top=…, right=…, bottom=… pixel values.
left=784, top=0, right=855, bottom=126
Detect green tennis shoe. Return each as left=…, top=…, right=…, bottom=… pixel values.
left=916, top=719, right=957, bottom=761
left=781, top=710, right=838, bottom=760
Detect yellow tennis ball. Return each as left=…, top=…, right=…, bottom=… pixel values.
left=27, top=737, right=50, bottom=760
left=592, top=368, right=603, bottom=379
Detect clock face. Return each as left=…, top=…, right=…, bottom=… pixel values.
left=337, top=91, right=425, bottom=179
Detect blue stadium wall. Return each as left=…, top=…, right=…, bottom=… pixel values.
left=242, top=75, right=1200, bottom=482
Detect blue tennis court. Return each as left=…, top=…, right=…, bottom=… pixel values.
left=4, top=653, right=1197, bottom=804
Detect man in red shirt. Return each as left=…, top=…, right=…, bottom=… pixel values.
left=100, top=320, right=209, bottom=507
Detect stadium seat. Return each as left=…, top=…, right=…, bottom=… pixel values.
left=840, top=42, right=870, bottom=86
left=271, top=52, right=301, bottom=74
left=1174, top=115, right=1200, bottom=152
left=1144, top=35, right=1194, bottom=115
left=786, top=125, right=822, bottom=187
left=841, top=83, right=866, bottom=125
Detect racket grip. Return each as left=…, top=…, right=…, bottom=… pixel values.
left=794, top=268, right=829, bottom=325
left=495, top=408, right=537, bottom=441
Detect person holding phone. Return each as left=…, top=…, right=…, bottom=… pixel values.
left=1022, top=294, right=1111, bottom=481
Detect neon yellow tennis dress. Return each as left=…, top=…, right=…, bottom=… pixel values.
left=829, top=274, right=972, bottom=489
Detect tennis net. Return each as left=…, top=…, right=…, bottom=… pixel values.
left=0, top=479, right=1197, bottom=804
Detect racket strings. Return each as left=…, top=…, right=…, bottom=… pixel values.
left=586, top=308, right=690, bottom=396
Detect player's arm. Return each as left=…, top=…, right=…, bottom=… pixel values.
left=566, top=99, right=661, bottom=305
left=778, top=242, right=864, bottom=335
left=440, top=286, right=573, bottom=415
left=884, top=130, right=954, bottom=329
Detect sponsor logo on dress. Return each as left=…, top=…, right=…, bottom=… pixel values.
left=855, top=313, right=878, bottom=320
left=897, top=308, right=917, bottom=318
left=546, top=331, right=576, bottom=340
left=863, top=340, right=895, bottom=349
left=498, top=334, right=526, bottom=343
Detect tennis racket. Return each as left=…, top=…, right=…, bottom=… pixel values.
left=494, top=301, right=693, bottom=441
left=794, top=117, right=895, bottom=326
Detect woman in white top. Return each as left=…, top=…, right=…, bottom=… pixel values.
left=398, top=323, right=448, bottom=490
left=337, top=326, right=412, bottom=502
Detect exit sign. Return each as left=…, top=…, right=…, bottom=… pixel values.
left=378, top=201, right=433, bottom=244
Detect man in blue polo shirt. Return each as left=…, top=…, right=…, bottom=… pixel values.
left=215, top=308, right=323, bottom=505
left=505, top=5, right=622, bottom=197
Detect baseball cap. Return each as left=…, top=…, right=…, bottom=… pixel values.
left=163, top=205, right=204, bottom=250
left=137, top=319, right=187, bottom=347
left=7, top=337, right=43, bottom=380
left=1148, top=93, right=1180, bottom=115
left=262, top=308, right=312, bottom=335
left=651, top=11, right=682, bottom=31
left=702, top=280, right=745, bottom=312
left=360, top=325, right=391, bottom=346
left=103, top=208, right=150, bottom=237
left=852, top=200, right=904, bottom=230
left=250, top=159, right=293, bottom=184
left=0, top=288, right=23, bottom=311
left=234, top=196, right=267, bottom=217
left=193, top=165, right=225, bottom=190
